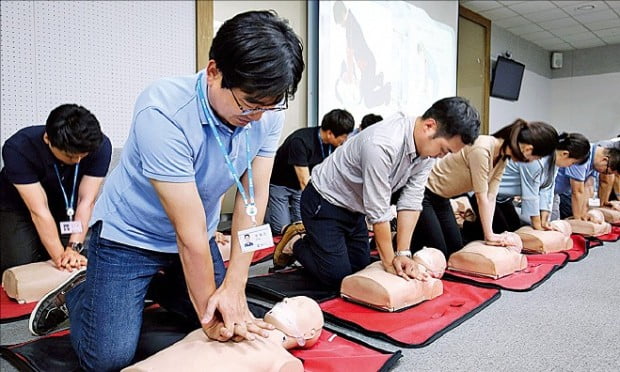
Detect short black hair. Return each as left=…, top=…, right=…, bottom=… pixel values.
left=360, top=113, right=383, bottom=130
left=604, top=143, right=620, bottom=174
left=321, top=109, right=354, bottom=137
left=209, top=10, right=305, bottom=105
left=422, top=97, right=480, bottom=145
left=45, top=104, right=103, bottom=154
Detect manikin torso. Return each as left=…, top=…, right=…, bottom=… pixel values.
left=340, top=248, right=446, bottom=312
left=123, top=296, right=323, bottom=372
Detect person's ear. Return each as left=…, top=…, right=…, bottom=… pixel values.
left=206, top=60, right=221, bottom=86
left=558, top=150, right=570, bottom=158
left=520, top=143, right=534, bottom=158
left=423, top=118, right=437, bottom=136
left=43, top=133, right=49, bottom=145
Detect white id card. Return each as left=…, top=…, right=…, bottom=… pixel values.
left=59, top=221, right=83, bottom=235
left=238, top=224, right=274, bottom=253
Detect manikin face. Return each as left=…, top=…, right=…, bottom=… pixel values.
left=264, top=296, right=324, bottom=348
left=205, top=60, right=284, bottom=127
left=413, top=247, right=447, bottom=278
left=415, top=118, right=466, bottom=158
left=43, top=134, right=88, bottom=165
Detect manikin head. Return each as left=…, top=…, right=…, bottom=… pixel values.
left=264, top=296, right=324, bottom=349
left=587, top=209, right=605, bottom=224
left=413, top=247, right=447, bottom=278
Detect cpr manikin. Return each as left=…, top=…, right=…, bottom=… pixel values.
left=516, top=220, right=573, bottom=254
left=340, top=247, right=446, bottom=312
left=567, top=209, right=612, bottom=236
left=447, top=232, right=527, bottom=279
left=592, top=203, right=620, bottom=224
left=123, top=296, right=323, bottom=372
left=2, top=260, right=74, bottom=304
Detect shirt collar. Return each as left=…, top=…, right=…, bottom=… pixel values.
left=406, top=118, right=420, bottom=161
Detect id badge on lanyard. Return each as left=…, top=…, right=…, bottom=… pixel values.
left=196, top=75, right=273, bottom=251
left=54, top=163, right=83, bottom=234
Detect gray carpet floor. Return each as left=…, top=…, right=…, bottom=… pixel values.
left=2, top=239, right=619, bottom=371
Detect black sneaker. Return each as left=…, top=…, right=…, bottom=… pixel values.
left=29, top=268, right=86, bottom=336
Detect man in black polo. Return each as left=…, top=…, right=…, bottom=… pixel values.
left=0, top=104, right=112, bottom=273
left=266, top=109, right=354, bottom=234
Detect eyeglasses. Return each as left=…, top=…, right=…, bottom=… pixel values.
left=230, top=89, right=288, bottom=115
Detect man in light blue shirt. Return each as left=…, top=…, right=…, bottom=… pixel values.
left=29, top=11, right=304, bottom=371
left=554, top=140, right=620, bottom=220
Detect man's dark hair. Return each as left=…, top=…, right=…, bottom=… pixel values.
left=321, top=109, right=354, bottom=137
left=422, top=97, right=480, bottom=145
left=493, top=119, right=558, bottom=163
left=604, top=145, right=620, bottom=174
left=360, top=113, right=383, bottom=130
left=209, top=10, right=305, bottom=105
left=45, top=104, right=103, bottom=154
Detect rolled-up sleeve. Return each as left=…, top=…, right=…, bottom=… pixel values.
left=397, top=158, right=435, bottom=212
left=519, top=161, right=542, bottom=217
left=360, top=141, right=394, bottom=224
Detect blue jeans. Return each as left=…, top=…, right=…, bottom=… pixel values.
left=293, top=183, right=369, bottom=288
left=265, top=184, right=302, bottom=234
left=66, top=221, right=225, bottom=371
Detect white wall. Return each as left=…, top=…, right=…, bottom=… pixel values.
left=0, top=1, right=196, bottom=148
left=551, top=72, right=620, bottom=140
left=489, top=69, right=552, bottom=132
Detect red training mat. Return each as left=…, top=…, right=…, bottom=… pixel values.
left=291, top=328, right=401, bottom=372
left=596, top=225, right=620, bottom=242
left=0, top=287, right=36, bottom=323
left=445, top=252, right=568, bottom=291
left=565, top=234, right=590, bottom=261
left=320, top=280, right=500, bottom=348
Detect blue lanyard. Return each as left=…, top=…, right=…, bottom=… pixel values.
left=317, top=129, right=332, bottom=159
left=53, top=162, right=79, bottom=221
left=195, top=75, right=257, bottom=222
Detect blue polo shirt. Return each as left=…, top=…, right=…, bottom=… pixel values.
left=91, top=72, right=283, bottom=253
left=499, top=157, right=555, bottom=217
left=554, top=142, right=597, bottom=195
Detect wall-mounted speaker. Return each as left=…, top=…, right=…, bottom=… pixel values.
left=551, top=52, right=563, bottom=69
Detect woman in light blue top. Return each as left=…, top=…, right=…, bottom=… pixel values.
left=495, top=132, right=590, bottom=231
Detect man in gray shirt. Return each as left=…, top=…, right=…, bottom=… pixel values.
left=274, top=97, right=481, bottom=287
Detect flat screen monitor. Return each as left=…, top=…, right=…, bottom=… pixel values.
left=490, top=56, right=525, bottom=101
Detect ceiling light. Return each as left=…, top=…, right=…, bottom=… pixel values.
left=575, top=4, right=596, bottom=11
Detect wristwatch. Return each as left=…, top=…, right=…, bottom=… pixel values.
left=68, top=241, right=84, bottom=253
left=394, top=250, right=412, bottom=258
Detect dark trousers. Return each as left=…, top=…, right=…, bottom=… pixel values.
left=558, top=192, right=573, bottom=219
left=0, top=209, right=69, bottom=273
left=293, top=183, right=369, bottom=289
left=462, top=196, right=523, bottom=244
left=411, top=188, right=463, bottom=257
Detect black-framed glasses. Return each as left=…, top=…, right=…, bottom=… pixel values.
left=230, top=89, right=288, bottom=115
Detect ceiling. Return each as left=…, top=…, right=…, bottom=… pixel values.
left=460, top=0, right=620, bottom=51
